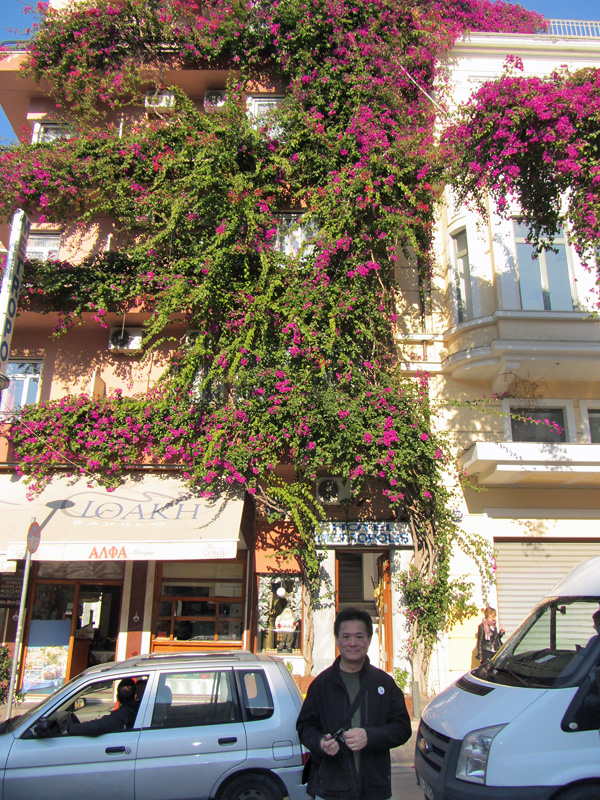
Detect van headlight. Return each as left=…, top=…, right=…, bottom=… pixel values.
left=456, top=724, right=506, bottom=784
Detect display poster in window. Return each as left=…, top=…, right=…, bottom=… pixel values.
left=22, top=620, right=70, bottom=694
left=0, top=572, right=23, bottom=607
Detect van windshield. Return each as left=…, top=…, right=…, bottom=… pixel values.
left=476, top=597, right=600, bottom=688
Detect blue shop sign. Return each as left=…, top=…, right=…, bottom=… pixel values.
left=316, top=521, right=412, bottom=548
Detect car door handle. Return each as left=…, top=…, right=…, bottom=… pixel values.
left=218, top=737, right=237, bottom=745
left=105, top=746, right=131, bottom=755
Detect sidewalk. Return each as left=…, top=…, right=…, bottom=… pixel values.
left=391, top=719, right=421, bottom=800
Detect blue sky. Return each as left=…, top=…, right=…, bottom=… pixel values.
left=1, top=0, right=600, bottom=145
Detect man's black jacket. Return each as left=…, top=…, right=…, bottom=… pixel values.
left=68, top=701, right=138, bottom=737
left=296, top=656, right=411, bottom=800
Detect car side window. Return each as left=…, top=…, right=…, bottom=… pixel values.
left=150, top=670, right=240, bottom=729
left=238, top=670, right=274, bottom=721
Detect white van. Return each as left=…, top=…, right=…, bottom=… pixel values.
left=414, top=556, right=600, bottom=800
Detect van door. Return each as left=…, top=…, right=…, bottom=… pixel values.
left=134, top=669, right=246, bottom=800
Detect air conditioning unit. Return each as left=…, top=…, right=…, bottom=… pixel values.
left=108, top=327, right=143, bottom=353
left=145, top=90, right=175, bottom=113
left=204, top=90, right=227, bottom=110
left=316, top=477, right=351, bottom=505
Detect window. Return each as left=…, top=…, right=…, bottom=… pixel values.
left=580, top=401, right=600, bottom=443
left=510, top=407, right=566, bottom=443
left=26, top=233, right=61, bottom=262
left=451, top=229, right=472, bottom=322
left=238, top=670, right=274, bottom=720
left=513, top=221, right=574, bottom=311
left=1, top=361, right=42, bottom=418
left=246, top=95, right=284, bottom=137
left=274, top=212, right=316, bottom=258
left=154, top=562, right=244, bottom=642
left=257, top=575, right=301, bottom=654
left=151, top=670, right=239, bottom=729
left=31, top=123, right=72, bottom=144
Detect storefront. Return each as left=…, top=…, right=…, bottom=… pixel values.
left=311, top=520, right=414, bottom=675
left=0, top=473, right=249, bottom=692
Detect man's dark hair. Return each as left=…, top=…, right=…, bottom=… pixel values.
left=334, top=607, right=373, bottom=638
left=117, top=678, right=136, bottom=705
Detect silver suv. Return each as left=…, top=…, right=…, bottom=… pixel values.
left=0, top=651, right=308, bottom=800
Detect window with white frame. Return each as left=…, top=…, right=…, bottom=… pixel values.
left=246, top=95, right=284, bottom=138
left=1, top=361, right=42, bottom=418
left=274, top=212, right=316, bottom=258
left=580, top=401, right=600, bottom=444
left=513, top=221, right=575, bottom=311
left=31, top=123, right=72, bottom=144
left=26, top=232, right=61, bottom=262
left=450, top=229, right=472, bottom=322
left=504, top=399, right=575, bottom=444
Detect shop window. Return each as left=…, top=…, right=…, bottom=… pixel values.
left=151, top=670, right=239, bottom=729
left=154, top=562, right=244, bottom=643
left=513, top=221, right=575, bottom=311
left=1, top=361, right=42, bottom=418
left=450, top=229, right=472, bottom=322
left=257, top=575, right=301, bottom=654
left=26, top=232, right=61, bottom=261
left=510, top=407, right=567, bottom=443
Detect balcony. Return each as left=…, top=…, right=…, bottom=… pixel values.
left=442, top=310, right=600, bottom=389
left=458, top=441, right=600, bottom=487
left=546, top=19, right=600, bottom=38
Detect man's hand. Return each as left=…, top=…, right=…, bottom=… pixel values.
left=344, top=727, right=368, bottom=751
left=320, top=733, right=341, bottom=756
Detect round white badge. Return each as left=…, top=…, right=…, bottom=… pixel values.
left=378, top=686, right=385, bottom=695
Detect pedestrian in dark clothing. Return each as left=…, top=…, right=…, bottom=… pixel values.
left=477, top=606, right=504, bottom=664
left=68, top=678, right=138, bottom=736
left=296, top=607, right=411, bottom=800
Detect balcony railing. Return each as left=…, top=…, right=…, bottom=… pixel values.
left=546, top=19, right=600, bottom=38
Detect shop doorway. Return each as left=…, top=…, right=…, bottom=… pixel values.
left=335, top=550, right=391, bottom=671
left=22, top=580, right=122, bottom=694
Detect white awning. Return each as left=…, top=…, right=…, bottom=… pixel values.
left=0, top=473, right=245, bottom=561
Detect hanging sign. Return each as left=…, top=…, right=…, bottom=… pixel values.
left=0, top=209, right=31, bottom=373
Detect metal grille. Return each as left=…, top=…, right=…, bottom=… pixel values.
left=416, top=719, right=450, bottom=773
left=495, top=541, right=600, bottom=637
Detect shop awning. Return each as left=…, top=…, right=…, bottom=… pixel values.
left=0, top=473, right=245, bottom=561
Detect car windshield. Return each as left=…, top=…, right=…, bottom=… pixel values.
left=476, top=597, right=600, bottom=688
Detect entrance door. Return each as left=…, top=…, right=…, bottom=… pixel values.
left=375, top=555, right=392, bottom=671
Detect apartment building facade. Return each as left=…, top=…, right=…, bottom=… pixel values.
left=0, top=10, right=599, bottom=696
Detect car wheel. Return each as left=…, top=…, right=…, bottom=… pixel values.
left=554, top=785, right=600, bottom=800
left=218, top=774, right=284, bottom=800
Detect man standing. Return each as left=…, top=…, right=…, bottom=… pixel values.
left=297, top=608, right=411, bottom=800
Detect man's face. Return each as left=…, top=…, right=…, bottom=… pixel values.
left=336, top=619, right=371, bottom=668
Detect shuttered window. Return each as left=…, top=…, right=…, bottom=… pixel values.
left=495, top=540, right=600, bottom=637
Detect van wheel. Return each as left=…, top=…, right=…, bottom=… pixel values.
left=218, top=774, right=283, bottom=800
left=554, top=785, right=600, bottom=800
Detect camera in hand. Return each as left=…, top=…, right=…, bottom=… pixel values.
left=332, top=728, right=345, bottom=744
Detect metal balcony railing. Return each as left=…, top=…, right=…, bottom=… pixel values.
left=546, top=19, right=600, bottom=38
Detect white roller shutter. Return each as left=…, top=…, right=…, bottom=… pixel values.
left=495, top=540, right=600, bottom=636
